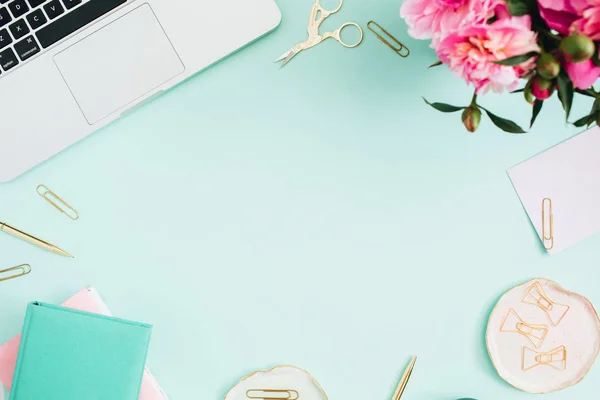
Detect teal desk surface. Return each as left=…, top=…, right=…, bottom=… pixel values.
left=1, top=1, right=599, bottom=399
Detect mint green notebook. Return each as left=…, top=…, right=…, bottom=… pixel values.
left=10, top=302, right=152, bottom=400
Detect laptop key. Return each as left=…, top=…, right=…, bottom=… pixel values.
left=14, top=35, right=39, bottom=60
left=26, top=8, right=45, bottom=29
left=0, top=7, right=11, bottom=27
left=8, top=0, right=28, bottom=18
left=61, top=0, right=80, bottom=9
left=0, top=27, right=11, bottom=49
left=9, top=18, right=29, bottom=39
left=37, top=0, right=126, bottom=48
left=0, top=47, right=18, bottom=70
left=43, top=0, right=62, bottom=19
left=27, top=0, right=46, bottom=7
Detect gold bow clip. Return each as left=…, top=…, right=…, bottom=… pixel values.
left=522, top=282, right=570, bottom=326
left=522, top=345, right=567, bottom=371
left=500, top=309, right=548, bottom=348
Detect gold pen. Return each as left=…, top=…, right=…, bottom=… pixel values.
left=0, top=221, right=73, bottom=258
left=392, top=356, right=417, bottom=400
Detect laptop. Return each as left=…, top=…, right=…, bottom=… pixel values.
left=0, top=0, right=281, bottom=182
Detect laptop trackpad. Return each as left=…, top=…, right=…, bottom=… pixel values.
left=54, top=4, right=184, bottom=125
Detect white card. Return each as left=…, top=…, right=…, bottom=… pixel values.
left=508, top=127, right=600, bottom=254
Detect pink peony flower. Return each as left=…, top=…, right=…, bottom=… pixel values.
left=564, top=59, right=600, bottom=88
left=539, top=0, right=600, bottom=40
left=436, top=0, right=467, bottom=7
left=400, top=0, right=505, bottom=47
left=537, top=0, right=581, bottom=34
left=436, top=16, right=540, bottom=94
left=572, top=0, right=600, bottom=40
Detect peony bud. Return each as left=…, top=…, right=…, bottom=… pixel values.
left=462, top=106, right=481, bottom=133
left=524, top=86, right=534, bottom=104
left=531, top=76, right=555, bottom=100
left=537, top=53, right=561, bottom=80
left=561, top=34, right=596, bottom=63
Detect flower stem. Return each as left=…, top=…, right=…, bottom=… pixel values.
left=585, top=88, right=599, bottom=98
left=470, top=93, right=478, bottom=106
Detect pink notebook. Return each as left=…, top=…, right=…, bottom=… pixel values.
left=0, top=287, right=168, bottom=399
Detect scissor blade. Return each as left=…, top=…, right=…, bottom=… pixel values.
left=274, top=49, right=292, bottom=63
left=279, top=50, right=299, bottom=67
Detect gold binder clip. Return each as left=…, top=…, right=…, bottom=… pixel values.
left=246, top=390, right=299, bottom=400
left=367, top=21, right=410, bottom=57
left=0, top=264, right=31, bottom=282
left=542, top=198, right=553, bottom=250
left=36, top=185, right=80, bottom=220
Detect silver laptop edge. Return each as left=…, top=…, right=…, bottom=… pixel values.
left=0, top=0, right=281, bottom=182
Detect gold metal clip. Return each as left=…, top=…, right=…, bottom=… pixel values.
left=522, top=345, right=567, bottom=371
left=522, top=281, right=570, bottom=326
left=542, top=198, right=553, bottom=250
left=37, top=185, right=80, bottom=220
left=500, top=309, right=548, bottom=348
left=246, top=389, right=299, bottom=400
left=367, top=21, right=410, bottom=57
left=0, top=264, right=31, bottom=282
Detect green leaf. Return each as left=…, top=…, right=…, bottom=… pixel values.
left=423, top=98, right=464, bottom=113
left=507, top=0, right=531, bottom=16
left=428, top=60, right=443, bottom=69
left=573, top=113, right=596, bottom=127
left=573, top=99, right=600, bottom=127
left=494, top=52, right=538, bottom=66
left=557, top=72, right=574, bottom=120
left=481, top=107, right=527, bottom=134
left=530, top=100, right=543, bottom=128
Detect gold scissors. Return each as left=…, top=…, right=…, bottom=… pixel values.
left=275, top=0, right=363, bottom=67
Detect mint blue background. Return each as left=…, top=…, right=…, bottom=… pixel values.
left=1, top=0, right=599, bottom=399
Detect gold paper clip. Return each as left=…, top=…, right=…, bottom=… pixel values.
left=522, top=281, right=570, bottom=326
left=542, top=198, right=553, bottom=250
left=522, top=345, right=567, bottom=372
left=367, top=21, right=410, bottom=57
left=36, top=185, right=80, bottom=220
left=0, top=264, right=31, bottom=282
left=500, top=309, right=548, bottom=349
left=392, top=356, right=417, bottom=400
left=246, top=389, right=299, bottom=400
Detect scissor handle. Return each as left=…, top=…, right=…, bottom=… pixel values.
left=315, top=0, right=342, bottom=13
left=324, top=22, right=363, bottom=48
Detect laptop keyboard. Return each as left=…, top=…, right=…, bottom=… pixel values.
left=0, top=0, right=126, bottom=76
